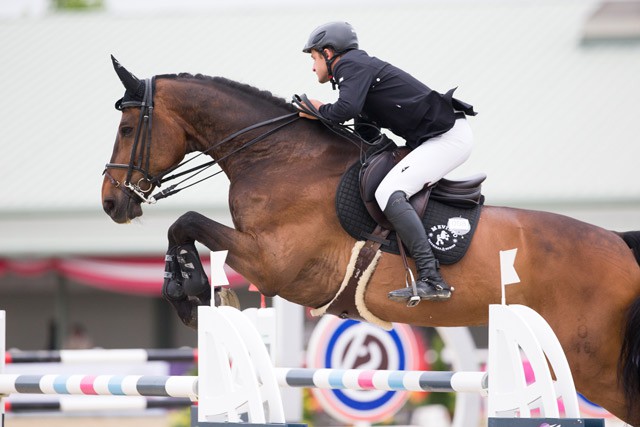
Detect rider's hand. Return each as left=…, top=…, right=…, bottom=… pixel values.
left=299, top=111, right=318, bottom=120
left=297, top=98, right=324, bottom=120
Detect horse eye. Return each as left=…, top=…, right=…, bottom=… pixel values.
left=120, top=126, right=134, bottom=137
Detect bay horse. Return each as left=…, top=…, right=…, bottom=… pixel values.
left=101, top=58, right=640, bottom=424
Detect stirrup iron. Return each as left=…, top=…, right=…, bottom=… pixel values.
left=405, top=267, right=421, bottom=307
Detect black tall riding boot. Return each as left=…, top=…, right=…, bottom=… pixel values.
left=384, top=191, right=453, bottom=304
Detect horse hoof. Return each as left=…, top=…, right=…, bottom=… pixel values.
left=214, top=287, right=241, bottom=309
left=187, top=304, right=199, bottom=329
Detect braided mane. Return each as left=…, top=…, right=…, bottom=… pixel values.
left=157, top=73, right=296, bottom=112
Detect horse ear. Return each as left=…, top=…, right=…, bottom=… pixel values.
left=111, top=55, right=143, bottom=95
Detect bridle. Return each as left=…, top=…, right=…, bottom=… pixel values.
left=103, top=77, right=157, bottom=203
left=103, top=76, right=300, bottom=204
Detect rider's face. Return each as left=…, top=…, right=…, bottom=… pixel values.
left=311, top=49, right=330, bottom=84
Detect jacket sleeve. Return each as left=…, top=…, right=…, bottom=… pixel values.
left=318, top=60, right=375, bottom=123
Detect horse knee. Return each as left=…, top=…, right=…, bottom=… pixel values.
left=168, top=211, right=203, bottom=242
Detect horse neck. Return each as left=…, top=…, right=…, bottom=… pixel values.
left=157, top=77, right=359, bottom=181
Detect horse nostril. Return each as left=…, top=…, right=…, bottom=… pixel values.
left=103, top=198, right=115, bottom=215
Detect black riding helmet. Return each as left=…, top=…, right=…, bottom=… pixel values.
left=302, top=21, right=359, bottom=54
left=303, top=21, right=359, bottom=89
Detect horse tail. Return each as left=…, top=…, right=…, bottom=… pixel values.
left=617, top=230, right=640, bottom=421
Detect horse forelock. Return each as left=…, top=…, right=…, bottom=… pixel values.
left=155, top=73, right=297, bottom=113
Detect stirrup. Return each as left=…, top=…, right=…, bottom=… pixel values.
left=405, top=268, right=421, bottom=308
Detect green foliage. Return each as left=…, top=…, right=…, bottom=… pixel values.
left=54, top=0, right=104, bottom=11
left=170, top=406, right=192, bottom=427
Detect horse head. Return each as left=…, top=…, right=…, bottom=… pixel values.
left=102, top=56, right=189, bottom=223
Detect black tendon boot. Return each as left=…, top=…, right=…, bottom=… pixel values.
left=176, top=242, right=211, bottom=303
left=162, top=246, right=187, bottom=301
left=384, top=191, right=453, bottom=305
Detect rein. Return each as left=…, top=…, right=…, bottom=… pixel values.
left=103, top=76, right=300, bottom=204
left=151, top=112, right=299, bottom=202
left=292, top=94, right=383, bottom=149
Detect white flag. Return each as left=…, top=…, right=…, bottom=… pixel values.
left=210, top=250, right=229, bottom=287
left=499, top=248, right=520, bottom=286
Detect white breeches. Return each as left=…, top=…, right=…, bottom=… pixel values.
left=375, top=118, right=474, bottom=210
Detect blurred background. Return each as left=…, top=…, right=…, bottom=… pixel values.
left=0, top=0, right=638, bottom=408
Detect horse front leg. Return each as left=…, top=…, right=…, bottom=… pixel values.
left=163, top=211, right=259, bottom=329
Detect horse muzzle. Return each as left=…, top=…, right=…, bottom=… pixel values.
left=101, top=179, right=144, bottom=223
left=102, top=193, right=144, bottom=224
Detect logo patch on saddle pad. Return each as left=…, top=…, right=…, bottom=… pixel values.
left=335, top=162, right=483, bottom=265
left=428, top=218, right=471, bottom=252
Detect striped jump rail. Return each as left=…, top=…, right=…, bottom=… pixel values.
left=4, top=396, right=191, bottom=413
left=0, top=374, right=198, bottom=399
left=0, top=369, right=486, bottom=400
left=274, top=368, right=488, bottom=393
left=5, top=348, right=198, bottom=364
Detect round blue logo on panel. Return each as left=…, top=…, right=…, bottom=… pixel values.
left=306, top=317, right=420, bottom=423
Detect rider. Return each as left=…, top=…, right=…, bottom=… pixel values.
left=299, top=21, right=476, bottom=304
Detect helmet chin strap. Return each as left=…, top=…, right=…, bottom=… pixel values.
left=322, top=50, right=341, bottom=90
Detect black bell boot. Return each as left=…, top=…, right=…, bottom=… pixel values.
left=383, top=191, right=453, bottom=305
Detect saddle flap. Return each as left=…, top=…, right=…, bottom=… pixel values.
left=359, top=146, right=412, bottom=229
left=360, top=146, right=409, bottom=203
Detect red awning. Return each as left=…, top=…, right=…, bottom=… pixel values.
left=0, top=256, right=246, bottom=296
